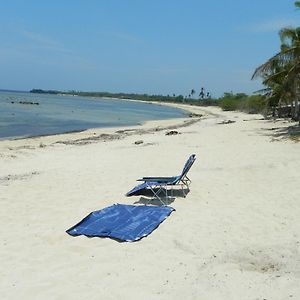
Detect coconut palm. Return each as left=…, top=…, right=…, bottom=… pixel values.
left=260, top=67, right=293, bottom=117
left=199, top=87, right=205, bottom=99
left=190, top=89, right=195, bottom=98
left=252, top=26, right=300, bottom=122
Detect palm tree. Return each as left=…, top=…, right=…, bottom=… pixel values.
left=252, top=27, right=300, bottom=122
left=258, top=66, right=293, bottom=117
left=199, top=87, right=205, bottom=99
left=190, top=89, right=195, bottom=98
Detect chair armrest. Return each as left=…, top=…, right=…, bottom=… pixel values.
left=137, top=176, right=176, bottom=183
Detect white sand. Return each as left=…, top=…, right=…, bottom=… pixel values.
left=0, top=104, right=299, bottom=300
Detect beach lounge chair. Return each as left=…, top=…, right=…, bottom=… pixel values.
left=126, top=154, right=196, bottom=205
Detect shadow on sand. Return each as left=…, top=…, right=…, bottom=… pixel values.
left=259, top=122, right=300, bottom=142
left=133, top=187, right=190, bottom=206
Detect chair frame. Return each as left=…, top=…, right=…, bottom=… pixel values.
left=131, top=154, right=196, bottom=205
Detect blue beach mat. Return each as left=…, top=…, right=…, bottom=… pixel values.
left=66, top=204, right=175, bottom=242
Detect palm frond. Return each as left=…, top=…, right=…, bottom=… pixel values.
left=251, top=47, right=297, bottom=79
left=280, top=27, right=296, bottom=45
left=253, top=87, right=271, bottom=95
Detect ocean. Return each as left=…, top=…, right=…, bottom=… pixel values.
left=0, top=91, right=187, bottom=140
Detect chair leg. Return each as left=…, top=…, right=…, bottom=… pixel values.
left=181, top=184, right=186, bottom=197
left=147, top=184, right=167, bottom=206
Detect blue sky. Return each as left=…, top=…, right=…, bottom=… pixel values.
left=0, top=0, right=298, bottom=97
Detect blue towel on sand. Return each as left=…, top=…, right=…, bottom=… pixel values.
left=66, top=204, right=175, bottom=242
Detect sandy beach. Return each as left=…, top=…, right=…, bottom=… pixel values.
left=1, top=104, right=299, bottom=300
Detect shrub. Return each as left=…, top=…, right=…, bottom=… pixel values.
left=218, top=93, right=265, bottom=113
left=219, top=98, right=241, bottom=111
left=244, top=95, right=266, bottom=114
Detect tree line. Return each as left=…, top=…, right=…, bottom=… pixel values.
left=30, top=88, right=265, bottom=114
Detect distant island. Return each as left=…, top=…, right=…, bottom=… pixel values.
left=30, top=88, right=191, bottom=104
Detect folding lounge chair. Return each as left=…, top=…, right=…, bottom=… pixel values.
left=126, top=154, right=196, bottom=205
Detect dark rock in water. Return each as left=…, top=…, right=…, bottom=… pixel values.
left=134, top=140, right=144, bottom=145
left=189, top=113, right=203, bottom=118
left=18, top=101, right=40, bottom=105
left=165, top=130, right=180, bottom=135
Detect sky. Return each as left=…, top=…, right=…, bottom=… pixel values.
left=0, top=0, right=299, bottom=97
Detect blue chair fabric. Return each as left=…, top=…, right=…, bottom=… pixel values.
left=126, top=154, right=196, bottom=203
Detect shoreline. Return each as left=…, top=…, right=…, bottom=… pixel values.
left=0, top=100, right=208, bottom=146
left=0, top=100, right=297, bottom=153
left=0, top=92, right=191, bottom=142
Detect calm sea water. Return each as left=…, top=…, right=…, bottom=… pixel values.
left=0, top=91, right=187, bottom=140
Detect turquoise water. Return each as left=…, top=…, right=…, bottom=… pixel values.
left=0, top=91, right=187, bottom=139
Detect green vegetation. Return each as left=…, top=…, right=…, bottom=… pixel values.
left=31, top=88, right=218, bottom=105
left=244, top=95, right=266, bottom=114
left=219, top=93, right=246, bottom=111
left=30, top=88, right=221, bottom=106
left=30, top=89, right=187, bottom=103
left=252, top=1, right=300, bottom=124
left=219, top=93, right=266, bottom=114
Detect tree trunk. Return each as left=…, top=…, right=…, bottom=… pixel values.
left=278, top=102, right=282, bottom=118
left=295, top=98, right=300, bottom=123
left=292, top=79, right=299, bottom=123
